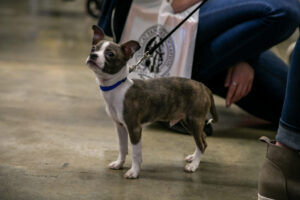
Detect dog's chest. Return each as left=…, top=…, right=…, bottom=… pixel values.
left=102, top=81, right=132, bottom=124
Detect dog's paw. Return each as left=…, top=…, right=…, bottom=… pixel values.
left=184, top=154, right=195, bottom=163
left=109, top=160, right=124, bottom=170
left=124, top=168, right=139, bottom=179
left=184, top=163, right=199, bottom=173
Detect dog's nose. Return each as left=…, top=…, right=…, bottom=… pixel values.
left=90, top=54, right=98, bottom=60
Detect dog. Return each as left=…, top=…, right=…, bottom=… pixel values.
left=86, top=25, right=218, bottom=179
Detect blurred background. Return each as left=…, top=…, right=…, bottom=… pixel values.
left=0, top=0, right=99, bottom=66
left=0, top=0, right=297, bottom=66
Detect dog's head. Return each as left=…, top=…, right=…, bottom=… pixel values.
left=86, top=25, right=140, bottom=79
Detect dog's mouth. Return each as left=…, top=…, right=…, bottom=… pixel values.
left=87, top=59, right=101, bottom=69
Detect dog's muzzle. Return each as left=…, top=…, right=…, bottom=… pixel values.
left=87, top=54, right=99, bottom=68
left=89, top=54, right=98, bottom=61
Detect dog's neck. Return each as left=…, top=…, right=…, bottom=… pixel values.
left=95, top=66, right=129, bottom=87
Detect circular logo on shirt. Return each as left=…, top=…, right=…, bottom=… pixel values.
left=134, top=25, right=175, bottom=79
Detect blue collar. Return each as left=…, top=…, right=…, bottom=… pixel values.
left=100, top=78, right=127, bottom=92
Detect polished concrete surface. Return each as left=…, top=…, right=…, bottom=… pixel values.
left=0, top=1, right=298, bottom=200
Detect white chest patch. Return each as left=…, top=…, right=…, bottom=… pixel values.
left=102, top=79, right=133, bottom=124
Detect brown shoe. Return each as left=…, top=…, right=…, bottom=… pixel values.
left=258, top=136, right=300, bottom=200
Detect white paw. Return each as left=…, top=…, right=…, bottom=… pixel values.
left=184, top=163, right=199, bottom=173
left=184, top=154, right=195, bottom=163
left=109, top=160, right=124, bottom=170
left=124, top=168, right=139, bottom=179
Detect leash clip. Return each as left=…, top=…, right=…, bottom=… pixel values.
left=129, top=51, right=151, bottom=73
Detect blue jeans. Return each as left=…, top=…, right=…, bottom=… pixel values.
left=98, top=0, right=300, bottom=124
left=276, top=38, right=300, bottom=151
left=191, top=0, right=300, bottom=123
left=98, top=0, right=132, bottom=42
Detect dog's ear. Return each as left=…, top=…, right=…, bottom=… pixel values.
left=121, top=41, right=141, bottom=60
left=92, top=25, right=105, bottom=45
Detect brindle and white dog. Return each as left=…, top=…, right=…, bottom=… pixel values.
left=86, top=25, right=218, bottom=179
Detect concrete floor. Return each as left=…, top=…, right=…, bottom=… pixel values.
left=0, top=1, right=298, bottom=200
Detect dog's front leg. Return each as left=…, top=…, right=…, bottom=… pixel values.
left=124, top=125, right=142, bottom=179
left=109, top=123, right=128, bottom=170
left=124, top=140, right=142, bottom=179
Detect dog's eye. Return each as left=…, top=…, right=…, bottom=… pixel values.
left=106, top=51, right=115, bottom=58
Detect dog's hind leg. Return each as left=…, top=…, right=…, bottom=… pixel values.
left=184, top=146, right=203, bottom=172
left=184, top=147, right=197, bottom=163
left=180, top=120, right=200, bottom=163
left=183, top=118, right=206, bottom=173
left=109, top=123, right=128, bottom=170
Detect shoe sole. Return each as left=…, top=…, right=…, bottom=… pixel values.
left=258, top=193, right=275, bottom=200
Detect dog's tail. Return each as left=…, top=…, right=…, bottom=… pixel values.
left=207, top=92, right=218, bottom=124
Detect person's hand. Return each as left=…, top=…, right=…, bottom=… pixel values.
left=170, top=0, right=201, bottom=13
left=225, top=61, right=254, bottom=107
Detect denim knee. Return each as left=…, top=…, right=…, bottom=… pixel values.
left=264, top=0, right=300, bottom=37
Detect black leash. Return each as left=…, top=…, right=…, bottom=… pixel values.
left=129, top=0, right=208, bottom=73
